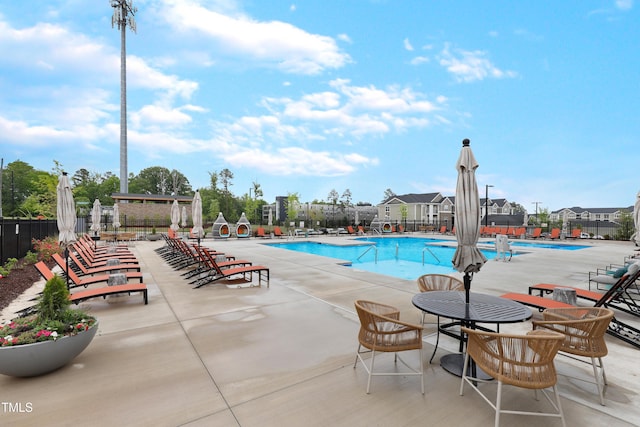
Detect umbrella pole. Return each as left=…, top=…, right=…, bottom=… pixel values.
left=464, top=272, right=472, bottom=304
left=65, top=247, right=71, bottom=290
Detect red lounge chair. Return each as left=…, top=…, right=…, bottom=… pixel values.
left=501, top=267, right=640, bottom=349
left=273, top=226, right=284, bottom=238
left=439, top=226, right=447, bottom=234
left=193, top=257, right=269, bottom=289
left=256, top=227, right=268, bottom=238
left=347, top=226, right=356, bottom=235
left=548, top=228, right=561, bottom=240
left=54, top=253, right=140, bottom=276
left=36, top=261, right=143, bottom=290
left=566, top=229, right=581, bottom=239
left=528, top=228, right=542, bottom=239
left=70, top=283, right=148, bottom=305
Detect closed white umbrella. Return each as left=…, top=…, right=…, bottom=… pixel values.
left=634, top=191, right=640, bottom=246
left=522, top=211, right=529, bottom=227
left=267, top=207, right=273, bottom=227
left=112, top=202, right=121, bottom=242
left=112, top=203, right=121, bottom=229
left=90, top=199, right=102, bottom=236
left=57, top=172, right=77, bottom=289
left=170, top=199, right=180, bottom=231
left=452, top=139, right=487, bottom=304
left=355, top=209, right=359, bottom=225
left=191, top=191, right=204, bottom=244
left=181, top=206, right=188, bottom=229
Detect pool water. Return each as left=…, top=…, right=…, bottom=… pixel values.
left=508, top=241, right=589, bottom=250
left=265, top=237, right=499, bottom=281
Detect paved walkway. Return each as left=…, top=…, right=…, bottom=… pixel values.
left=1, top=235, right=639, bottom=426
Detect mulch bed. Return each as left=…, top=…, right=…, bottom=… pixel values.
left=0, top=259, right=53, bottom=313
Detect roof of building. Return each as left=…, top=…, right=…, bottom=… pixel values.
left=111, top=193, right=193, bottom=203
left=381, top=192, right=443, bottom=204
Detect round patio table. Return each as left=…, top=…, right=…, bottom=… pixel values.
left=412, top=291, right=532, bottom=377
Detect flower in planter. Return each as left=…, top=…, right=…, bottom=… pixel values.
left=0, top=274, right=96, bottom=347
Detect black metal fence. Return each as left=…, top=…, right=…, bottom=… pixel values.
left=0, top=218, right=59, bottom=264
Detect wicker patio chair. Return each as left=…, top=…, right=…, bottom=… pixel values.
left=353, top=300, right=424, bottom=394
left=533, top=307, right=615, bottom=405
left=417, top=274, right=465, bottom=363
left=459, top=327, right=566, bottom=427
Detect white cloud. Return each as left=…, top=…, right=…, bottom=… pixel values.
left=438, top=44, right=518, bottom=83
left=404, top=38, right=414, bottom=51
left=410, top=56, right=429, bottom=65
left=337, top=33, right=352, bottom=44
left=161, top=0, right=351, bottom=75
left=615, top=0, right=633, bottom=10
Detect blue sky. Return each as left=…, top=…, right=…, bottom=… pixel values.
left=1, top=0, right=638, bottom=212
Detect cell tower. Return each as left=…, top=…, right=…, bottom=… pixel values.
left=111, top=0, right=137, bottom=195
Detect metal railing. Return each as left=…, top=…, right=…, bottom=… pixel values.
left=357, top=245, right=378, bottom=263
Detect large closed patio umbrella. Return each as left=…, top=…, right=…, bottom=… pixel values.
left=452, top=139, right=487, bottom=304
left=170, top=199, right=180, bottom=231
left=634, top=191, right=640, bottom=246
left=57, top=172, right=77, bottom=288
left=181, top=206, right=188, bottom=229
left=112, top=203, right=121, bottom=230
left=191, top=191, right=204, bottom=245
left=112, top=203, right=121, bottom=240
left=90, top=198, right=102, bottom=237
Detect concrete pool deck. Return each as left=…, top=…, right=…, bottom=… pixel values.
left=1, top=234, right=639, bottom=426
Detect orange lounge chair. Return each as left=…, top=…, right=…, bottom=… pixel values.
left=70, top=283, right=148, bottom=305
left=36, top=261, right=143, bottom=290
left=501, top=267, right=640, bottom=349
left=439, top=225, right=447, bottom=234
left=54, top=253, right=140, bottom=276
left=357, top=226, right=365, bottom=235
left=566, top=229, right=581, bottom=239
left=255, top=227, right=269, bottom=238
left=273, top=226, right=285, bottom=238
left=548, top=228, right=561, bottom=240
left=73, top=247, right=138, bottom=269
left=193, top=257, right=269, bottom=288
left=347, top=226, right=356, bottom=235
left=528, top=228, right=542, bottom=239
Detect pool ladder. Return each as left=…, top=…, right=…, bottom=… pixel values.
left=422, top=246, right=440, bottom=265
left=357, top=245, right=378, bottom=263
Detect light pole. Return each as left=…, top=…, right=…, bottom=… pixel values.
left=485, top=185, right=493, bottom=229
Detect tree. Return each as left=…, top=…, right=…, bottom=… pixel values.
left=286, top=192, right=300, bottom=224
left=1, top=160, right=38, bottom=217
left=244, top=181, right=264, bottom=223
left=128, top=166, right=189, bottom=195
left=383, top=188, right=396, bottom=202
left=327, top=189, right=339, bottom=226
left=218, top=168, right=234, bottom=217
left=615, top=210, right=634, bottom=240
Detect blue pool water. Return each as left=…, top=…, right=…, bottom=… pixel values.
left=265, top=237, right=498, bottom=280
left=508, top=241, right=589, bottom=250
left=265, top=236, right=589, bottom=281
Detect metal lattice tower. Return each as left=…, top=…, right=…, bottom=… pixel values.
left=111, top=0, right=137, bottom=195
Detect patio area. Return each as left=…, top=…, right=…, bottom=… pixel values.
left=1, top=235, right=639, bottom=426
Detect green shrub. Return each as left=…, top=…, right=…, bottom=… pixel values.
left=37, top=274, right=71, bottom=323
left=24, top=251, right=39, bottom=265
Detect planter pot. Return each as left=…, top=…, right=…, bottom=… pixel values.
left=0, top=322, right=98, bottom=377
left=147, top=234, right=161, bottom=241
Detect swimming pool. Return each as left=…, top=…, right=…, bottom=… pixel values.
left=265, top=237, right=499, bottom=280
